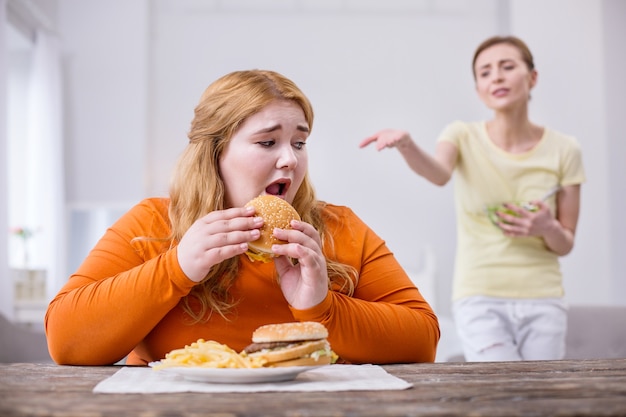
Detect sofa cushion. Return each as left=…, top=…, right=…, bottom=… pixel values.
left=565, top=305, right=626, bottom=359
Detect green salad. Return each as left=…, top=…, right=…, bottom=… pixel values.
left=486, top=202, right=538, bottom=226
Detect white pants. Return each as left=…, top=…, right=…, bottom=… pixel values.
left=453, top=296, right=567, bottom=362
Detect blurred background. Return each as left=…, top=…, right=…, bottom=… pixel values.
left=1, top=0, right=624, bottom=345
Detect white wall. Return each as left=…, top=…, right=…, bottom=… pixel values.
left=29, top=0, right=626, bottom=317
left=58, top=0, right=148, bottom=205
left=603, top=0, right=626, bottom=302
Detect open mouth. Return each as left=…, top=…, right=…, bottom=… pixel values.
left=265, top=180, right=290, bottom=196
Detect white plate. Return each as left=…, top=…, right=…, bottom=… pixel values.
left=150, top=364, right=319, bottom=384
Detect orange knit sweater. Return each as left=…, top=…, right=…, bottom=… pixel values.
left=45, top=198, right=439, bottom=365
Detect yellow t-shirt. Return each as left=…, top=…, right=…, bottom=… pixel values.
left=437, top=121, right=586, bottom=301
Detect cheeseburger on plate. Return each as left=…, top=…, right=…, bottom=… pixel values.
left=243, top=322, right=336, bottom=367
left=244, top=195, right=301, bottom=263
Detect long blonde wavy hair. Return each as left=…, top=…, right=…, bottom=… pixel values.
left=168, top=70, right=356, bottom=321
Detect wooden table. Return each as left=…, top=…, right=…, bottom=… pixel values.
left=1, top=359, right=626, bottom=416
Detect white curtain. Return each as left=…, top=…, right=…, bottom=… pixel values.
left=1, top=0, right=13, bottom=319
left=24, top=29, right=66, bottom=299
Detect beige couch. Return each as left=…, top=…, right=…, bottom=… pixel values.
left=564, top=304, right=626, bottom=359
left=0, top=313, right=51, bottom=363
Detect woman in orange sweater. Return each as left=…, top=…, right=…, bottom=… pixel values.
left=45, top=70, right=439, bottom=366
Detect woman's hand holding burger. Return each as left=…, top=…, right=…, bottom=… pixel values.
left=271, top=220, right=329, bottom=310
left=176, top=195, right=328, bottom=309
left=243, top=195, right=328, bottom=310
left=176, top=206, right=263, bottom=283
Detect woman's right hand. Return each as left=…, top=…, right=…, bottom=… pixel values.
left=176, top=206, right=263, bottom=282
left=360, top=129, right=456, bottom=186
left=359, top=129, right=413, bottom=151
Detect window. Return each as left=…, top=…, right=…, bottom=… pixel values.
left=6, top=19, right=65, bottom=326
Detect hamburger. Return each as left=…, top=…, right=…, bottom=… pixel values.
left=243, top=322, right=335, bottom=367
left=244, top=195, right=301, bottom=263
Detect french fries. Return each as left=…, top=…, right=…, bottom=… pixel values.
left=152, top=339, right=266, bottom=369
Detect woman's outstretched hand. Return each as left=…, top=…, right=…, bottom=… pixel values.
left=359, top=129, right=412, bottom=151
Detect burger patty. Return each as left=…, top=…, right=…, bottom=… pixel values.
left=243, top=340, right=311, bottom=354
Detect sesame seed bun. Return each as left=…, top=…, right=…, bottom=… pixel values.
left=243, top=322, right=335, bottom=368
left=244, top=195, right=301, bottom=263
left=252, top=321, right=329, bottom=343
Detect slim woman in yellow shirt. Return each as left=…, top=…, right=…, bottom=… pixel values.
left=361, top=36, right=585, bottom=361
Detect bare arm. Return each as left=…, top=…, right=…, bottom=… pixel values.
left=359, top=129, right=458, bottom=186
left=541, top=184, right=581, bottom=255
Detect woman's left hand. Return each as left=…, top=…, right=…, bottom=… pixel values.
left=270, top=220, right=329, bottom=310
left=496, top=201, right=558, bottom=238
